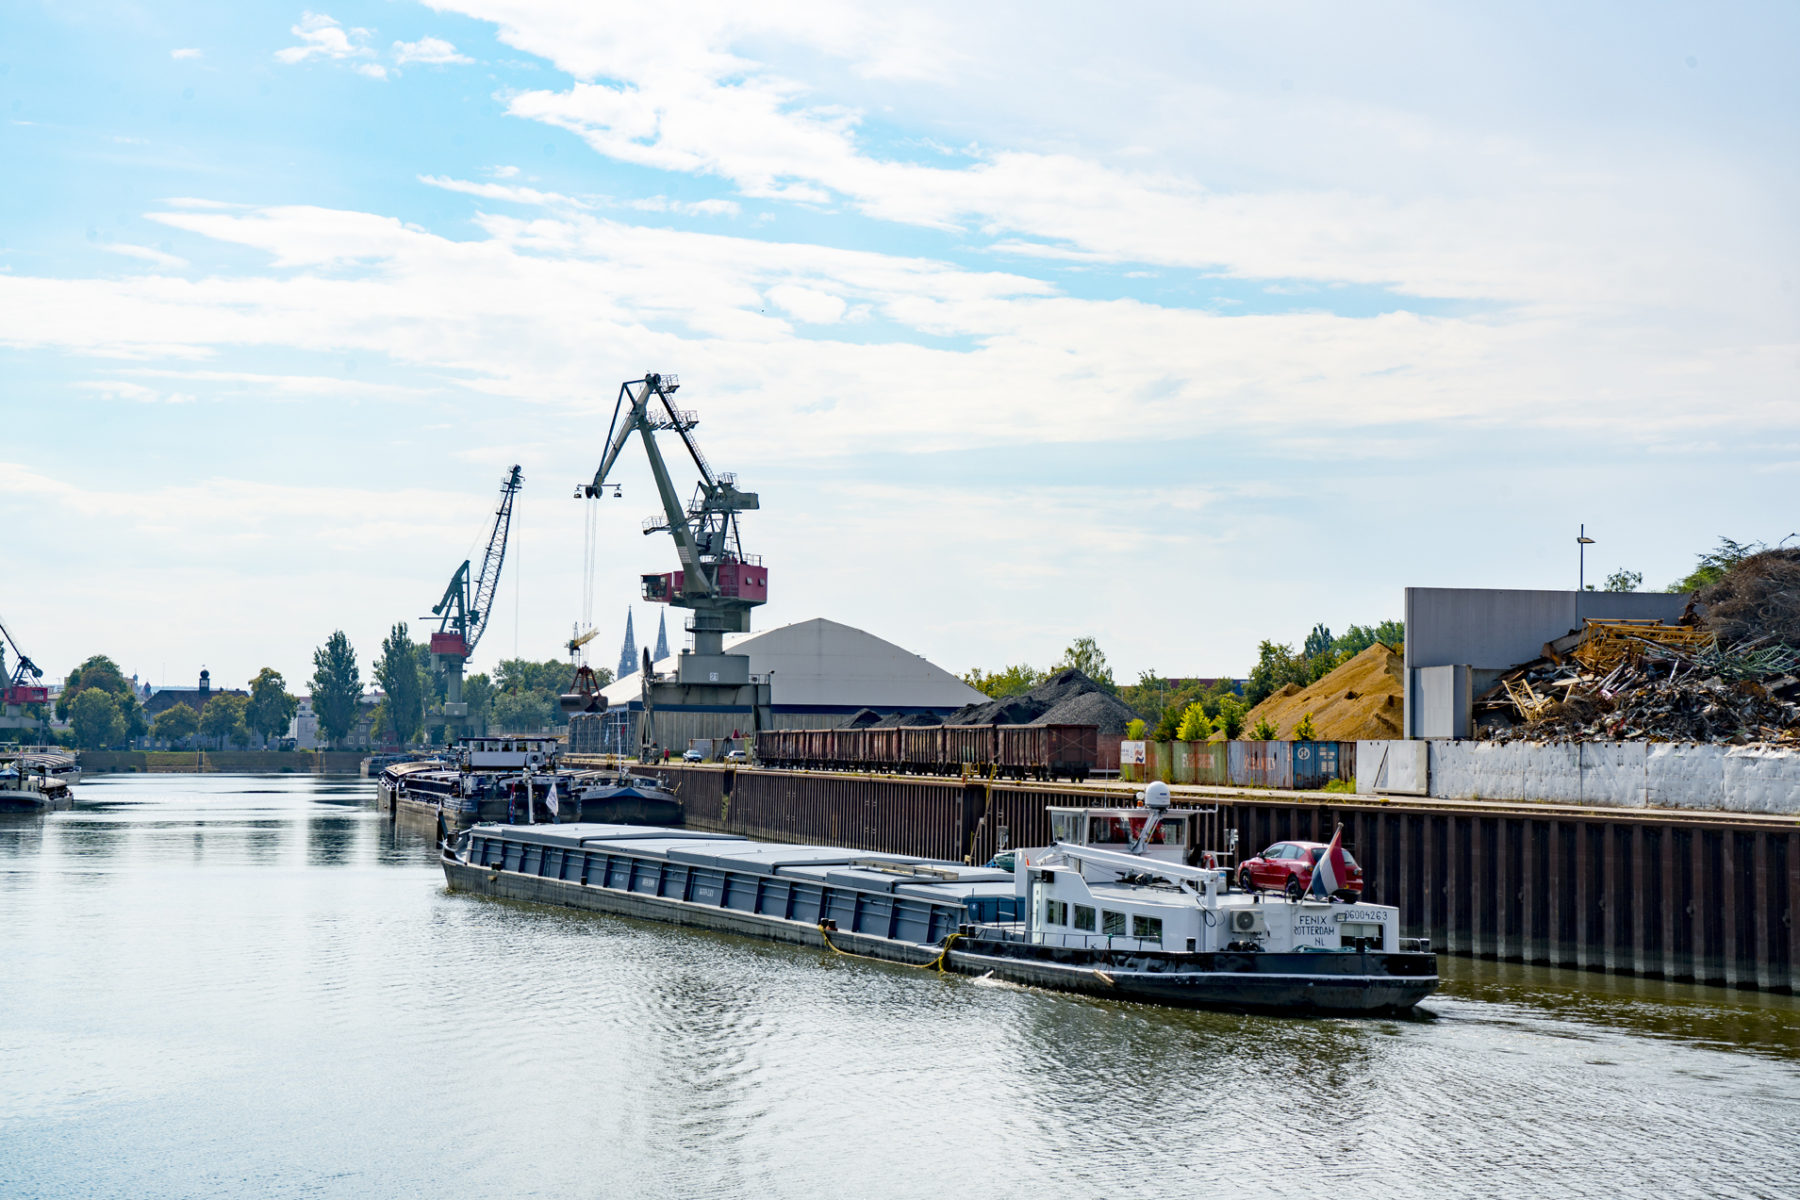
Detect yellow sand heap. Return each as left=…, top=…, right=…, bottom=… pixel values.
left=1238, top=643, right=1404, bottom=741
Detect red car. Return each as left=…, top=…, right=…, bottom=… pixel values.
left=1237, top=841, right=1364, bottom=899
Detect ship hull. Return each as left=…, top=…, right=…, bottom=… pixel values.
left=442, top=855, right=1436, bottom=1014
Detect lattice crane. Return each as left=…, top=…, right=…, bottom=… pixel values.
left=430, top=465, right=523, bottom=738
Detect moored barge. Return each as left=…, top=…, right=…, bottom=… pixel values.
left=442, top=801, right=1438, bottom=1014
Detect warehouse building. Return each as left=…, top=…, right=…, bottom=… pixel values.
left=579, top=617, right=985, bottom=755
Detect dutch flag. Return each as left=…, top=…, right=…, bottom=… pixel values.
left=1308, top=822, right=1350, bottom=899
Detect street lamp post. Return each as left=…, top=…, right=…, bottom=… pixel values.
left=1577, top=524, right=1596, bottom=595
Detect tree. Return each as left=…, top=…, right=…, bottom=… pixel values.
left=492, top=688, right=553, bottom=733
left=1245, top=641, right=1305, bottom=707
left=374, top=623, right=424, bottom=746
left=1302, top=624, right=1334, bottom=661
left=1294, top=712, right=1319, bottom=740
left=1216, top=695, right=1247, bottom=740
left=69, top=687, right=125, bottom=749
left=962, top=664, right=1045, bottom=700
left=1248, top=716, right=1278, bottom=741
left=1051, top=637, right=1115, bottom=692
left=1125, top=718, right=1146, bottom=740
left=309, top=631, right=362, bottom=749
left=55, top=655, right=131, bottom=720
left=463, top=673, right=496, bottom=736
left=245, top=668, right=298, bottom=746
left=1152, top=707, right=1180, bottom=742
left=1601, top=568, right=1642, bottom=593
left=1332, top=621, right=1404, bottom=658
left=199, top=694, right=248, bottom=750
left=117, top=691, right=148, bottom=743
left=1176, top=702, right=1213, bottom=741
left=1667, top=537, right=1761, bottom=593
left=152, top=702, right=198, bottom=748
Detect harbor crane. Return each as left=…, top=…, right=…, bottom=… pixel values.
left=0, top=613, right=50, bottom=733
left=577, top=373, right=771, bottom=758
left=429, top=465, right=523, bottom=740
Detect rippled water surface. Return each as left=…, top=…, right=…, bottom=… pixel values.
left=3, top=774, right=1798, bottom=1200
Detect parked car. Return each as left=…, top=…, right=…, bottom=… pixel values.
left=681, top=749, right=704, bottom=763
left=1236, top=841, right=1364, bottom=899
left=724, top=749, right=747, bottom=764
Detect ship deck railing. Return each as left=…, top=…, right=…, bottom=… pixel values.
left=963, top=923, right=1163, bottom=953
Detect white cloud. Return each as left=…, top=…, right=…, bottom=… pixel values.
left=393, top=36, right=472, bottom=65
left=101, top=243, right=189, bottom=269
left=766, top=284, right=845, bottom=324
left=419, top=174, right=589, bottom=208
left=0, top=200, right=1788, bottom=472
left=75, top=380, right=197, bottom=404
left=354, top=62, right=390, bottom=80
left=432, top=0, right=1795, bottom=332
left=275, top=12, right=375, bottom=65
left=170, top=48, right=203, bottom=60
left=487, top=165, right=520, bottom=179
left=627, top=196, right=740, bottom=218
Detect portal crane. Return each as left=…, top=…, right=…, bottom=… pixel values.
left=577, top=374, right=770, bottom=758
left=0, top=613, right=50, bottom=733
left=430, top=465, right=523, bottom=740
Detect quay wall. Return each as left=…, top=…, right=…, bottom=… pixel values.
left=652, top=764, right=1800, bottom=993
left=79, top=750, right=368, bottom=774
left=1357, top=740, right=1800, bottom=816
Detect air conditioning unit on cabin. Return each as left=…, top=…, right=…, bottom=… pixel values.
left=1230, top=909, right=1267, bottom=935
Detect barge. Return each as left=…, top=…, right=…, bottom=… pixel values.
left=380, top=736, right=680, bottom=833
left=442, top=788, right=1437, bottom=1014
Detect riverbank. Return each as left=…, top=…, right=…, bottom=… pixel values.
left=77, top=749, right=367, bottom=774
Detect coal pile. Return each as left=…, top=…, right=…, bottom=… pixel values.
left=946, top=668, right=1141, bottom=735
left=836, top=708, right=948, bottom=729
left=1480, top=553, right=1800, bottom=744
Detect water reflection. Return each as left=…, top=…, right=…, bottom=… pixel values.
left=1, top=774, right=1797, bottom=1200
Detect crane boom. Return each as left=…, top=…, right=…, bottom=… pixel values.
left=467, top=464, right=523, bottom=653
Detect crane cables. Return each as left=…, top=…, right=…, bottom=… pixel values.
left=579, top=491, right=600, bottom=650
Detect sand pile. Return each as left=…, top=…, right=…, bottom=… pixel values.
left=1237, top=643, right=1404, bottom=741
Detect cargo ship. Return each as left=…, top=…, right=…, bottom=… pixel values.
left=379, top=736, right=680, bottom=833
left=440, top=788, right=1437, bottom=1015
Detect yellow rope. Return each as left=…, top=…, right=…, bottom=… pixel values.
left=818, top=923, right=963, bottom=972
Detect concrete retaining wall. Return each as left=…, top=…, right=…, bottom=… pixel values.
left=1357, top=739, right=1800, bottom=815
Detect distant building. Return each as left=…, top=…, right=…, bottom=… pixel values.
left=145, top=669, right=247, bottom=719
left=289, top=691, right=385, bottom=750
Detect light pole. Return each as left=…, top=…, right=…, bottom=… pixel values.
left=1577, top=525, right=1595, bottom=592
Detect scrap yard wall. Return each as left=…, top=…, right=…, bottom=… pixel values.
left=650, top=763, right=1799, bottom=992
left=1358, top=740, right=1800, bottom=816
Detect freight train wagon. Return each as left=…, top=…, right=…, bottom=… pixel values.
left=755, top=724, right=1096, bottom=782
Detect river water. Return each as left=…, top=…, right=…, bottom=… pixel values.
left=2, top=774, right=1796, bottom=1200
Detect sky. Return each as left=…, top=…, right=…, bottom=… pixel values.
left=2, top=1, right=1796, bottom=694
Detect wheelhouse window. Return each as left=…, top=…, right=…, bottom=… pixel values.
left=1042, top=898, right=1068, bottom=926
left=1073, top=905, right=1096, bottom=932
left=1102, top=910, right=1126, bottom=937
left=1132, top=915, right=1163, bottom=944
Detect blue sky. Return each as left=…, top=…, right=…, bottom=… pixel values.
left=2, top=1, right=1796, bottom=693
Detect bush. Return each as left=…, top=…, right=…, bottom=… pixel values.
left=1215, top=696, right=1247, bottom=740
left=1124, top=718, right=1146, bottom=740
left=1248, top=716, right=1278, bottom=741
left=1322, top=778, right=1357, bottom=793
left=1294, top=712, right=1318, bottom=740
left=1176, top=702, right=1213, bottom=741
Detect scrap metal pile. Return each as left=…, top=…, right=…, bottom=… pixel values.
left=1479, top=549, right=1800, bottom=745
